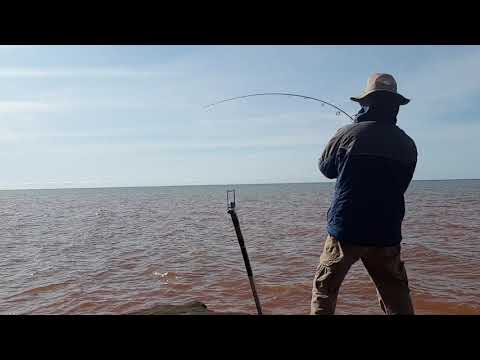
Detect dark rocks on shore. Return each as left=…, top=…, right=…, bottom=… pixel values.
left=129, top=301, right=247, bottom=315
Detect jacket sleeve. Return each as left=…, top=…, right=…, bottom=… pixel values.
left=318, top=128, right=347, bottom=179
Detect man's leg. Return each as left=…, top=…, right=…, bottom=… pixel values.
left=361, top=245, right=414, bottom=315
left=311, top=235, right=361, bottom=315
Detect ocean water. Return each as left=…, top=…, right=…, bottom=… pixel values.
left=0, top=180, right=479, bottom=315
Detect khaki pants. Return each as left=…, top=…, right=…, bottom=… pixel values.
left=311, top=235, right=414, bottom=315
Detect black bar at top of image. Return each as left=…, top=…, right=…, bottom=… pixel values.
left=0, top=8, right=479, bottom=45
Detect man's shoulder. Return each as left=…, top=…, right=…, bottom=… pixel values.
left=333, top=121, right=376, bottom=139
left=395, top=126, right=417, bottom=147
left=333, top=123, right=359, bottom=137
left=335, top=122, right=417, bottom=154
left=342, top=121, right=413, bottom=139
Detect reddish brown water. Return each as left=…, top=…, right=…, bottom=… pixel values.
left=1, top=181, right=479, bottom=315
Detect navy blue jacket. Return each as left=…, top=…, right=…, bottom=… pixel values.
left=319, top=104, right=417, bottom=246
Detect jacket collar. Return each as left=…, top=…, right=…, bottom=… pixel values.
left=354, top=104, right=399, bottom=125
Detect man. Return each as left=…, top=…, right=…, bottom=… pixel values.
left=311, top=73, right=417, bottom=315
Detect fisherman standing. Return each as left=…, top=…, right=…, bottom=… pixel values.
left=311, top=73, right=417, bottom=315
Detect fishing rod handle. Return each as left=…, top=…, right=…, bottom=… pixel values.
left=228, top=209, right=263, bottom=315
left=229, top=210, right=254, bottom=277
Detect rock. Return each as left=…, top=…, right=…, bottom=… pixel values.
left=129, top=301, right=247, bottom=315
left=130, top=301, right=209, bottom=315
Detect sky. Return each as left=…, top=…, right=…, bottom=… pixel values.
left=0, top=45, right=479, bottom=189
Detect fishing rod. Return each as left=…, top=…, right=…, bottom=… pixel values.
left=227, top=190, right=263, bottom=315
left=204, top=92, right=354, bottom=122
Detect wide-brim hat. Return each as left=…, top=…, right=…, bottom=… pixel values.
left=350, top=73, right=410, bottom=105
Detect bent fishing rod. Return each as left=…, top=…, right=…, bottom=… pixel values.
left=204, top=92, right=354, bottom=122
left=209, top=92, right=353, bottom=315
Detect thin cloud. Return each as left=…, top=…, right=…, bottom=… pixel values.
left=0, top=101, right=58, bottom=113
left=0, top=67, right=171, bottom=78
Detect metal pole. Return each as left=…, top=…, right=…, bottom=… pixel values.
left=227, top=190, right=263, bottom=315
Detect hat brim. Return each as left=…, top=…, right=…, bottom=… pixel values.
left=350, top=89, right=410, bottom=105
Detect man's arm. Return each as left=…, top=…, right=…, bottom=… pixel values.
left=318, top=127, right=349, bottom=179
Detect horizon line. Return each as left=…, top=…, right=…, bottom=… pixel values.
left=0, top=178, right=479, bottom=192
